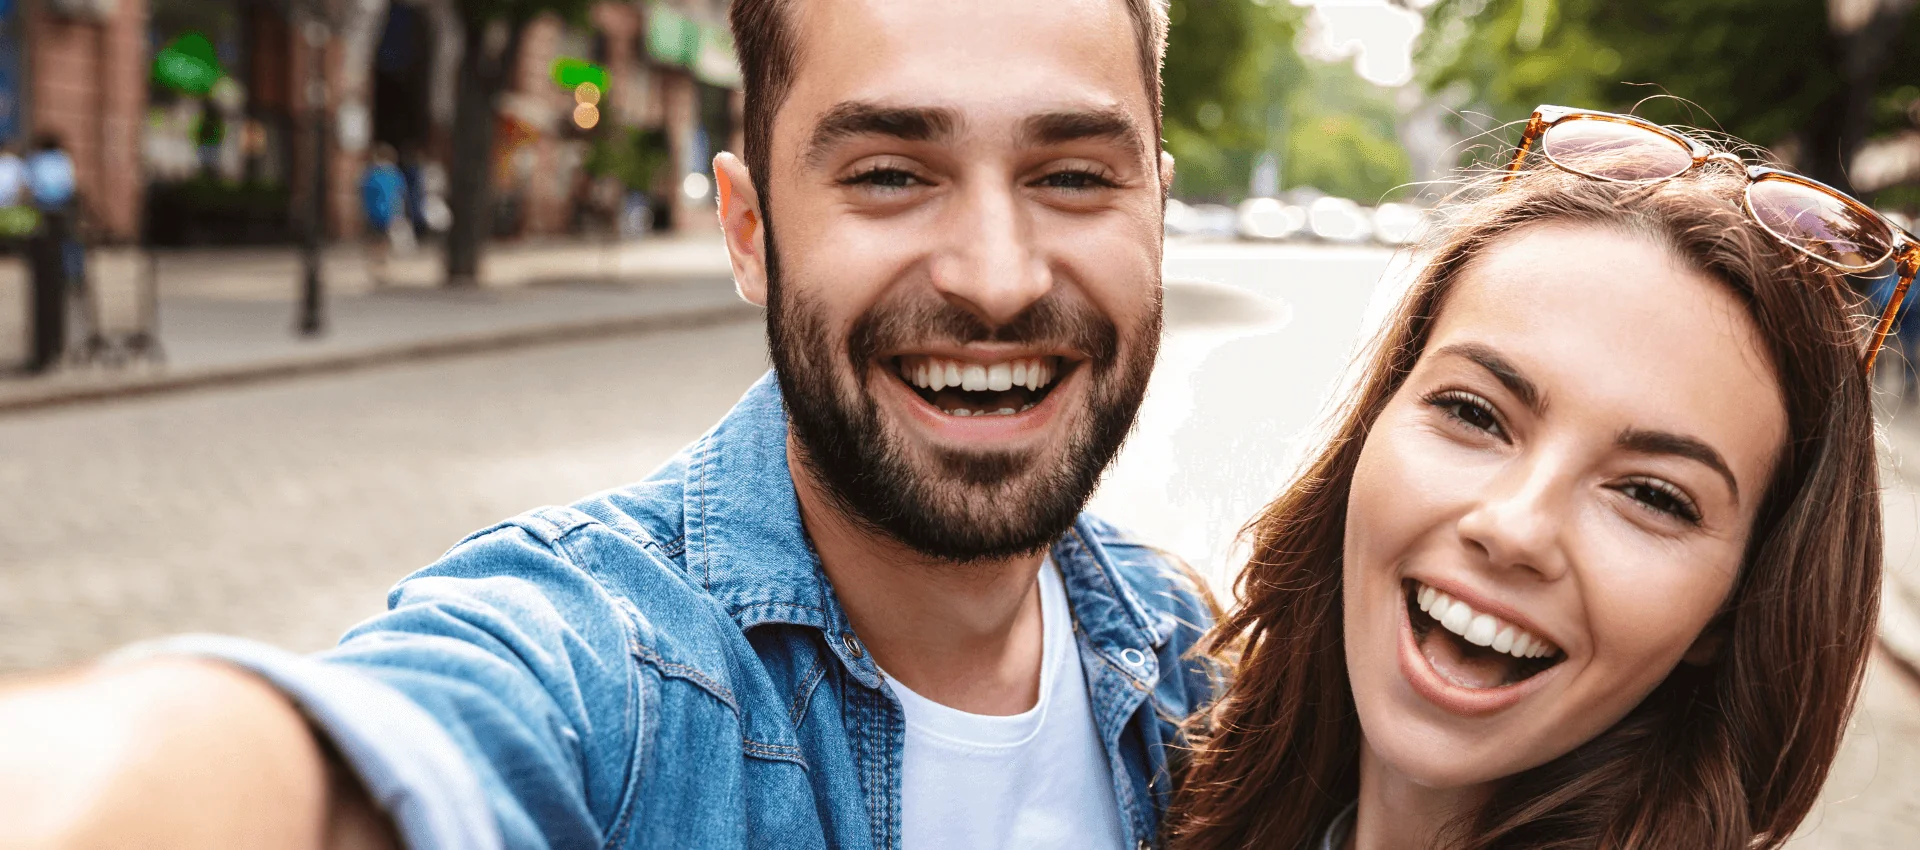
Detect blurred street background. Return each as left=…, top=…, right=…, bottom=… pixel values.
left=1, top=0, right=1918, bottom=841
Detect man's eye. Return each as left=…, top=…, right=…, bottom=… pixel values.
left=843, top=168, right=920, bottom=189
left=1426, top=390, right=1505, bottom=438
left=1034, top=169, right=1115, bottom=190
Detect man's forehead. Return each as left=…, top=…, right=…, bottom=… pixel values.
left=777, top=0, right=1151, bottom=145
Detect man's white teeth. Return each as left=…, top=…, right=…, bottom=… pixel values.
left=948, top=404, right=1034, bottom=417
left=986, top=363, right=1013, bottom=392
left=901, top=356, right=1056, bottom=392
left=1415, top=582, right=1559, bottom=661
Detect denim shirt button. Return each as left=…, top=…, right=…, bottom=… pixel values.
left=842, top=633, right=864, bottom=659
left=1120, top=647, right=1146, bottom=668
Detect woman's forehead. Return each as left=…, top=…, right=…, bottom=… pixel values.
left=1426, top=225, right=1786, bottom=477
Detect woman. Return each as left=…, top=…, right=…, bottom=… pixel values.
left=1169, top=107, right=1915, bottom=849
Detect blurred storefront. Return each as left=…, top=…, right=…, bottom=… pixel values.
left=144, top=0, right=303, bottom=245
left=497, top=0, right=738, bottom=239
left=5, top=0, right=737, bottom=248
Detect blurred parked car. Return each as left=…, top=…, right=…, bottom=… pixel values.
left=1371, top=202, right=1429, bottom=246
left=1189, top=203, right=1239, bottom=239
left=1165, top=198, right=1200, bottom=237
left=1235, top=197, right=1308, bottom=241
left=1308, top=196, right=1372, bottom=244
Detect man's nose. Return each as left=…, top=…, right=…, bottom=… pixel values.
left=928, top=180, right=1053, bottom=327
left=1455, top=456, right=1571, bottom=583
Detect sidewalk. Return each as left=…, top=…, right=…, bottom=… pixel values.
left=1873, top=405, right=1920, bottom=676
left=0, top=235, right=752, bottom=412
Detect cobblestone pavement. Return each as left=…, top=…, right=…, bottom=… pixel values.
left=0, top=320, right=775, bottom=669
left=1, top=256, right=1916, bottom=840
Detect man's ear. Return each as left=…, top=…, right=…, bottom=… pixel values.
left=714, top=152, right=768, bottom=307
left=1158, top=149, right=1176, bottom=200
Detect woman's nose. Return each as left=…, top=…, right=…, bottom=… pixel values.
left=1455, top=458, right=1572, bottom=582
left=928, top=181, right=1053, bottom=327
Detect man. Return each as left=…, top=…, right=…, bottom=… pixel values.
left=0, top=0, right=1211, bottom=847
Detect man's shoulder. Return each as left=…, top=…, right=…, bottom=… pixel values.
left=452, top=472, right=693, bottom=571
left=408, top=469, right=751, bottom=670
left=1070, top=514, right=1219, bottom=648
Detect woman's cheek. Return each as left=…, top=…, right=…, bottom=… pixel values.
left=1575, top=526, right=1736, bottom=697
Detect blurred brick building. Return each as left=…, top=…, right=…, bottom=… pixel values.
left=2, top=0, right=147, bottom=240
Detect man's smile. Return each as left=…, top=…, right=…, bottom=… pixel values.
left=890, top=354, right=1075, bottom=417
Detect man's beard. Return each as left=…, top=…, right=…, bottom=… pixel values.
left=765, top=225, right=1160, bottom=564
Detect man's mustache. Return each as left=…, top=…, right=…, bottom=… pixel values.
left=845, top=288, right=1121, bottom=372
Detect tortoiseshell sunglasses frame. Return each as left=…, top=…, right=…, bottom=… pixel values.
left=1505, top=104, right=1920, bottom=375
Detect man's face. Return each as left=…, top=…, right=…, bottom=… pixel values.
left=742, top=0, right=1167, bottom=562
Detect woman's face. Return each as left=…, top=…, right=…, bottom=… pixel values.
left=1342, top=223, right=1787, bottom=790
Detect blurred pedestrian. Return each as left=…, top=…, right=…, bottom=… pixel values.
left=26, top=133, right=80, bottom=282
left=359, top=143, right=409, bottom=286
left=23, top=134, right=82, bottom=372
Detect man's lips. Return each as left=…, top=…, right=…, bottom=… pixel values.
left=887, top=353, right=1078, bottom=418
left=866, top=352, right=1082, bottom=443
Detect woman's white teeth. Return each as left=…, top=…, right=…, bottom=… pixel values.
left=900, top=356, right=1057, bottom=393
left=1415, top=582, right=1558, bottom=660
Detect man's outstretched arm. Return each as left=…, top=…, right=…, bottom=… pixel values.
left=0, top=658, right=394, bottom=849
left=0, top=517, right=645, bottom=849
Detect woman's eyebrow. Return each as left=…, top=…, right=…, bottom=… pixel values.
left=1433, top=342, right=1544, bottom=415
left=1617, top=428, right=1740, bottom=502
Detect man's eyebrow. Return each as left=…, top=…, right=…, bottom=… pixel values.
left=1017, top=108, right=1146, bottom=158
left=1432, top=342, right=1544, bottom=415
left=804, top=102, right=961, bottom=167
left=1617, top=428, right=1741, bottom=502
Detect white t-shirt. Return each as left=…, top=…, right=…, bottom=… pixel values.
left=883, top=562, right=1128, bottom=850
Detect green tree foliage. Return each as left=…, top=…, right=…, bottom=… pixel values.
left=1163, top=0, right=1413, bottom=203
left=1419, top=0, right=1920, bottom=199
left=1282, top=64, right=1414, bottom=202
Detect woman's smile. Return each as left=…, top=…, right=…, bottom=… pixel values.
left=1406, top=580, right=1562, bottom=690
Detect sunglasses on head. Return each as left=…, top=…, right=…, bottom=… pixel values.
left=1505, top=105, right=1920, bottom=375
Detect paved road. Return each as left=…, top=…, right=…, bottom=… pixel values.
left=0, top=242, right=1913, bottom=840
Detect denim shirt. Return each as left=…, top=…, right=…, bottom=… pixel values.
left=155, top=373, right=1218, bottom=849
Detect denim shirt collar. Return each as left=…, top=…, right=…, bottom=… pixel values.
left=681, top=372, right=1164, bottom=690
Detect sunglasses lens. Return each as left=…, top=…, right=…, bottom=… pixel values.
left=1747, top=176, right=1895, bottom=271
left=1541, top=119, right=1694, bottom=182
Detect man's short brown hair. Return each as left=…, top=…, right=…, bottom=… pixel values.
left=728, top=0, right=1169, bottom=208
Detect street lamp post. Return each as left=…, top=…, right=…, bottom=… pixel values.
left=297, top=13, right=329, bottom=337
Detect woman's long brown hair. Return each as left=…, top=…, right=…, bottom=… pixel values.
left=1166, top=165, right=1883, bottom=849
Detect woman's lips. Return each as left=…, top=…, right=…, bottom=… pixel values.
left=1396, top=590, right=1563, bottom=717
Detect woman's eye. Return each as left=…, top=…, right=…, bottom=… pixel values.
left=1616, top=479, right=1703, bottom=525
left=843, top=168, right=920, bottom=189
left=1034, top=169, right=1115, bottom=190
left=1426, top=390, right=1505, bottom=438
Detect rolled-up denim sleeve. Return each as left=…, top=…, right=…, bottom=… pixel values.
left=132, top=522, right=646, bottom=850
